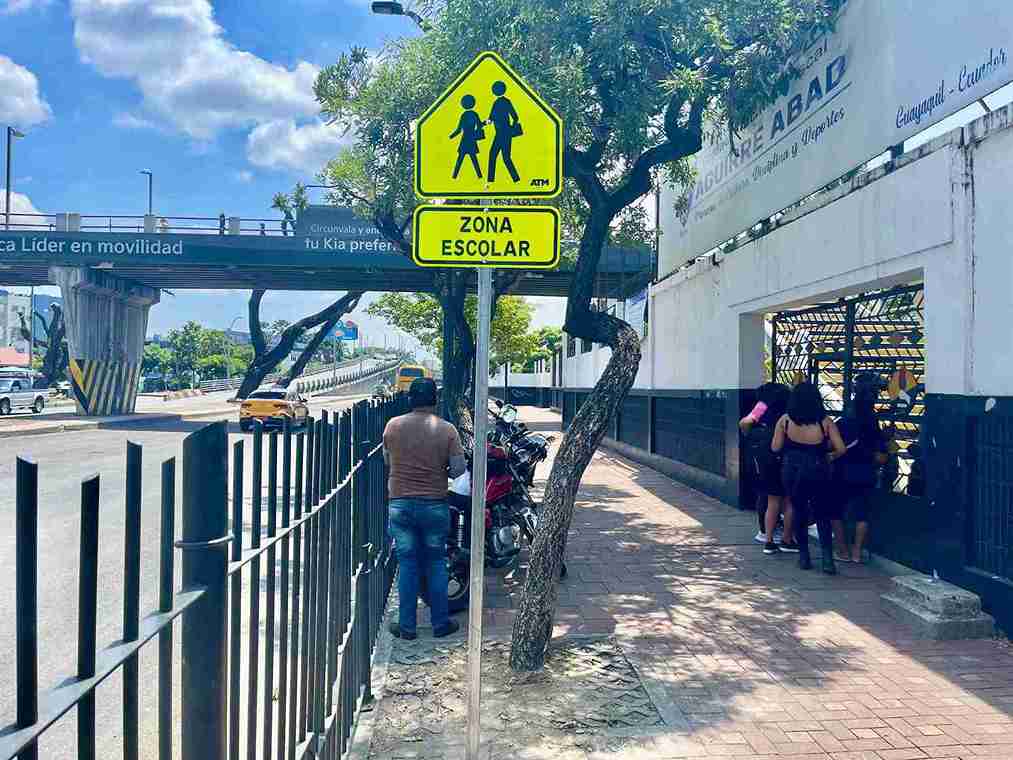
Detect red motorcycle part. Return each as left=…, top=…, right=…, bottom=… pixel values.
left=485, top=473, right=512, bottom=503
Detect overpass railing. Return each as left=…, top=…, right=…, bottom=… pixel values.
left=197, top=360, right=400, bottom=396
left=3, top=212, right=298, bottom=236
left=2, top=396, right=405, bottom=760
left=197, top=358, right=370, bottom=394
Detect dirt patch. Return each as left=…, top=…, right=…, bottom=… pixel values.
left=368, top=636, right=663, bottom=759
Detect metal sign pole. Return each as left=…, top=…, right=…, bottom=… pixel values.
left=466, top=266, right=492, bottom=760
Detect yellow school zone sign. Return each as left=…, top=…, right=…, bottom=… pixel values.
left=412, top=206, right=560, bottom=269
left=415, top=51, right=563, bottom=199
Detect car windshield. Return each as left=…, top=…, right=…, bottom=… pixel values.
left=250, top=391, right=286, bottom=400
left=400, top=368, right=424, bottom=378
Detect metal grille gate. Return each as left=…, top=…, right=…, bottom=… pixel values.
left=771, top=284, right=926, bottom=496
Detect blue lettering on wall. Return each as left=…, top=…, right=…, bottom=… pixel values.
left=806, top=77, right=824, bottom=109
left=771, top=54, right=847, bottom=139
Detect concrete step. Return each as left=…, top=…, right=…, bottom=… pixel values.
left=881, top=575, right=995, bottom=640
left=889, top=574, right=984, bottom=617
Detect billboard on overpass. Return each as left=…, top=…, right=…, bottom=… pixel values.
left=661, top=0, right=1013, bottom=277
left=295, top=205, right=398, bottom=254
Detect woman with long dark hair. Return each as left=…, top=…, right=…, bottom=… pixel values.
left=830, top=373, right=887, bottom=563
left=739, top=382, right=793, bottom=553
left=771, top=382, right=846, bottom=572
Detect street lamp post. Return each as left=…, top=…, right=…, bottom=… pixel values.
left=370, top=1, right=431, bottom=30
left=5, top=126, right=26, bottom=231
left=28, top=286, right=34, bottom=376
left=226, top=316, right=245, bottom=387
left=140, top=170, right=153, bottom=215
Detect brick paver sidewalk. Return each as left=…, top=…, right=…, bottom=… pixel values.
left=368, top=409, right=1013, bottom=760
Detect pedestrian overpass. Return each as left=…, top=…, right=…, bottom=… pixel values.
left=0, top=209, right=650, bottom=415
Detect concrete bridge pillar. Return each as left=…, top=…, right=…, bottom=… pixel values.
left=50, top=266, right=160, bottom=415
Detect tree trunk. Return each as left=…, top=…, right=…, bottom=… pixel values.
left=237, top=289, right=363, bottom=398
left=509, top=213, right=642, bottom=672
left=283, top=319, right=338, bottom=386
left=437, top=272, right=476, bottom=440
left=20, top=307, right=68, bottom=388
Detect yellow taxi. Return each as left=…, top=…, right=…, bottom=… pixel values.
left=239, top=386, right=309, bottom=432
left=394, top=364, right=431, bottom=393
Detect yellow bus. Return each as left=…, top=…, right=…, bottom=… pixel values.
left=394, top=364, right=431, bottom=392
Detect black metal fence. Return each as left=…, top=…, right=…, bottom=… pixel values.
left=3, top=395, right=405, bottom=760
left=772, top=284, right=925, bottom=495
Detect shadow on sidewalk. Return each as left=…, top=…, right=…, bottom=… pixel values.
left=367, top=408, right=1013, bottom=759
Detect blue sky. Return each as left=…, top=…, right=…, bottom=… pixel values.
left=0, top=0, right=562, bottom=346
left=0, top=0, right=396, bottom=215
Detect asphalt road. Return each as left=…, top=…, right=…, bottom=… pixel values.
left=0, top=392, right=372, bottom=759
left=3, top=356, right=386, bottom=420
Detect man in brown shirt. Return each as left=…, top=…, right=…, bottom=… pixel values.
left=383, top=378, right=465, bottom=639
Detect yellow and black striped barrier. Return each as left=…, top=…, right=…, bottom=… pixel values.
left=68, top=358, right=142, bottom=416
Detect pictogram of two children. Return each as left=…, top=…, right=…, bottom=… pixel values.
left=449, top=81, right=522, bottom=182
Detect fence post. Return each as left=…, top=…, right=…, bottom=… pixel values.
left=180, top=421, right=230, bottom=760
left=16, top=457, right=39, bottom=760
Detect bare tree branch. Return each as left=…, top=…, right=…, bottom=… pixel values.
left=249, top=290, right=268, bottom=355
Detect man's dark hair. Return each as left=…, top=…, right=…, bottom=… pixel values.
left=787, top=381, right=827, bottom=425
left=853, top=372, right=885, bottom=405
left=408, top=377, right=438, bottom=410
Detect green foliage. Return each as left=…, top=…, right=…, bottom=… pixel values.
left=367, top=292, right=542, bottom=371
left=316, top=0, right=843, bottom=251
left=142, top=343, right=173, bottom=376
left=166, top=321, right=205, bottom=382
left=196, top=354, right=232, bottom=381
left=535, top=326, right=563, bottom=355
left=271, top=184, right=310, bottom=235
left=366, top=293, right=448, bottom=353
left=152, top=325, right=254, bottom=382
left=261, top=320, right=293, bottom=345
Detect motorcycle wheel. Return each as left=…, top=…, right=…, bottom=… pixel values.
left=418, top=560, right=470, bottom=614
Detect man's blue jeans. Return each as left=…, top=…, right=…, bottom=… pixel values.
left=389, top=498, right=450, bottom=635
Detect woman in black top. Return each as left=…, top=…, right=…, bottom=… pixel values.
left=772, top=382, right=846, bottom=573
left=830, top=373, right=887, bottom=563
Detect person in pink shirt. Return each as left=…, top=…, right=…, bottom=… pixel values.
left=739, top=382, right=794, bottom=554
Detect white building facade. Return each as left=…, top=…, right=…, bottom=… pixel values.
left=543, top=110, right=1013, bottom=632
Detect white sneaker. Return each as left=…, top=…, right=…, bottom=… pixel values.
left=753, top=531, right=767, bottom=544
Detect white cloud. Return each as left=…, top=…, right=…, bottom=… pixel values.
left=71, top=0, right=320, bottom=139
left=0, top=55, right=52, bottom=127
left=1, top=0, right=53, bottom=14
left=246, top=119, right=350, bottom=174
left=112, top=111, right=160, bottom=131
left=0, top=189, right=46, bottom=228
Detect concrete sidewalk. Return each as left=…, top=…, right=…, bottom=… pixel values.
left=364, top=409, right=1013, bottom=760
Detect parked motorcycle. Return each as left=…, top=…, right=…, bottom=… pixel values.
left=419, top=402, right=558, bottom=613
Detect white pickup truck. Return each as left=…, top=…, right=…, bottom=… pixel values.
left=0, top=370, right=46, bottom=415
